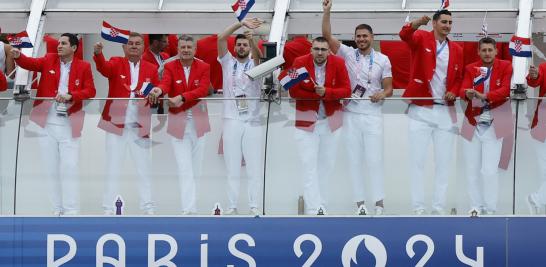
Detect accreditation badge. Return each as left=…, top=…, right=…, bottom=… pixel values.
left=55, top=102, right=68, bottom=116
left=235, top=94, right=248, bottom=115
left=352, top=84, right=366, bottom=99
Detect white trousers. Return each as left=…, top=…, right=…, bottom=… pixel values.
left=408, top=105, right=456, bottom=212
left=343, top=111, right=384, bottom=203
left=532, top=139, right=546, bottom=206
left=38, top=121, right=80, bottom=214
left=294, top=119, right=340, bottom=214
left=223, top=118, right=263, bottom=209
left=171, top=120, right=205, bottom=213
left=102, top=127, right=154, bottom=213
left=462, top=125, right=502, bottom=212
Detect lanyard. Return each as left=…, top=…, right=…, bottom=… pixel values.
left=232, top=60, right=251, bottom=94
left=355, top=49, right=374, bottom=85
left=436, top=41, right=448, bottom=57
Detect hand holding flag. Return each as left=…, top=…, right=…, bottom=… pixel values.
left=278, top=67, right=310, bottom=91
left=101, top=21, right=130, bottom=44
left=232, top=0, right=256, bottom=21
left=509, top=35, right=532, bottom=58
left=7, top=31, right=33, bottom=48
left=439, top=0, right=449, bottom=10
left=473, top=66, right=491, bottom=87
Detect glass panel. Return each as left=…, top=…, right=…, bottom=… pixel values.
left=162, top=0, right=276, bottom=11
left=46, top=0, right=158, bottom=10
left=289, top=0, right=402, bottom=10
left=15, top=97, right=268, bottom=215
left=0, top=95, right=20, bottom=215
left=0, top=0, right=32, bottom=10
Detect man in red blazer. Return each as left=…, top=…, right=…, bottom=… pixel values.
left=148, top=35, right=211, bottom=215
left=526, top=61, right=546, bottom=214
left=289, top=36, right=351, bottom=215
left=216, top=18, right=264, bottom=216
left=400, top=9, right=463, bottom=215
left=142, top=34, right=170, bottom=70
left=93, top=32, right=159, bottom=215
left=460, top=37, right=513, bottom=215
left=12, top=33, right=96, bottom=215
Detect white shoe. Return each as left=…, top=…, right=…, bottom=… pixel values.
left=527, top=194, right=540, bottom=215
left=225, top=208, right=238, bottom=215
left=249, top=207, right=260, bottom=216
left=374, top=206, right=384, bottom=215
left=356, top=204, right=368, bottom=215
left=414, top=209, right=426, bottom=215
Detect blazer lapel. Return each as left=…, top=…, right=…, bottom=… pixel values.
left=306, top=55, right=316, bottom=84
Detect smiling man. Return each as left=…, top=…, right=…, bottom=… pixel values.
left=399, top=9, right=464, bottom=215
left=460, top=37, right=513, bottom=215
left=322, top=0, right=393, bottom=215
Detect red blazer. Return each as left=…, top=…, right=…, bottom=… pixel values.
left=142, top=49, right=169, bottom=69
left=15, top=53, right=96, bottom=137
left=158, top=58, right=211, bottom=139
left=399, top=24, right=464, bottom=106
left=288, top=54, right=351, bottom=132
left=93, top=53, right=160, bottom=138
left=0, top=70, right=6, bottom=91
left=527, top=62, right=546, bottom=142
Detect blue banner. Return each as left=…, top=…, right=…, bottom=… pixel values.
left=0, top=216, right=540, bottom=266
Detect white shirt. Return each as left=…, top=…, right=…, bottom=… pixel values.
left=0, top=42, right=5, bottom=73
left=218, top=53, right=261, bottom=122
left=47, top=60, right=72, bottom=125
left=124, top=61, right=140, bottom=126
left=337, top=45, right=392, bottom=115
left=314, top=62, right=327, bottom=120
left=183, top=65, right=193, bottom=119
left=430, top=40, right=449, bottom=104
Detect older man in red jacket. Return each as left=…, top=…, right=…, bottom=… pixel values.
left=400, top=9, right=464, bottom=215
left=12, top=33, right=96, bottom=215
left=460, top=37, right=513, bottom=215
left=289, top=36, right=351, bottom=215
left=149, top=34, right=211, bottom=215
left=93, top=32, right=160, bottom=215
left=526, top=60, right=546, bottom=214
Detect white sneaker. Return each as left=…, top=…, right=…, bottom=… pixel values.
left=249, top=207, right=260, bottom=216
left=374, top=206, right=384, bottom=215
left=414, top=209, right=426, bottom=215
left=527, top=194, right=540, bottom=215
left=225, top=208, right=238, bottom=215
left=356, top=204, right=368, bottom=215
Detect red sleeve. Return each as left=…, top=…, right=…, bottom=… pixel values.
left=183, top=64, right=210, bottom=101
left=0, top=70, right=7, bottom=91
left=486, top=62, right=511, bottom=105
left=158, top=64, right=174, bottom=96
left=399, top=24, right=422, bottom=49
left=449, top=45, right=464, bottom=96
left=527, top=64, right=544, bottom=88
left=380, top=41, right=411, bottom=89
left=15, top=53, right=45, bottom=72
left=92, top=53, right=113, bottom=78
left=324, top=58, right=351, bottom=100
left=43, top=35, right=58, bottom=54
left=460, top=65, right=474, bottom=98
left=70, top=62, right=96, bottom=101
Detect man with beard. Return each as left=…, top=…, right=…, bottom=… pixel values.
left=12, top=33, right=96, bottom=215
left=148, top=35, right=211, bottom=214
left=460, top=37, right=513, bottom=215
left=217, top=18, right=264, bottom=215
left=93, top=32, right=160, bottom=215
left=400, top=9, right=463, bottom=215
left=289, top=37, right=351, bottom=215
left=322, top=0, right=393, bottom=215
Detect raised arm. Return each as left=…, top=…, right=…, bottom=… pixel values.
left=321, top=0, right=341, bottom=54
left=218, top=18, right=263, bottom=58
left=399, top=15, right=430, bottom=46
left=244, top=30, right=263, bottom=66
left=92, top=42, right=113, bottom=78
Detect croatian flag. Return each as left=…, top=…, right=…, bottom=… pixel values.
left=440, top=0, right=449, bottom=9
left=138, top=82, right=154, bottom=97
left=232, top=0, right=255, bottom=21
left=473, top=67, right=491, bottom=87
left=509, top=35, right=532, bottom=58
left=7, top=31, right=33, bottom=48
left=101, top=21, right=130, bottom=44
left=279, top=67, right=309, bottom=91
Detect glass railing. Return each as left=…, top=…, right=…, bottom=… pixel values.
left=1, top=91, right=541, bottom=216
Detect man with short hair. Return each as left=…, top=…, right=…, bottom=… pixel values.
left=148, top=35, right=211, bottom=214
left=460, top=37, right=513, bottom=215
left=289, top=36, right=351, bottom=215
left=217, top=18, right=264, bottom=215
left=143, top=34, right=169, bottom=69
left=322, top=0, right=393, bottom=215
left=12, top=33, right=96, bottom=215
left=400, top=9, right=464, bottom=215
left=93, top=32, right=160, bottom=215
